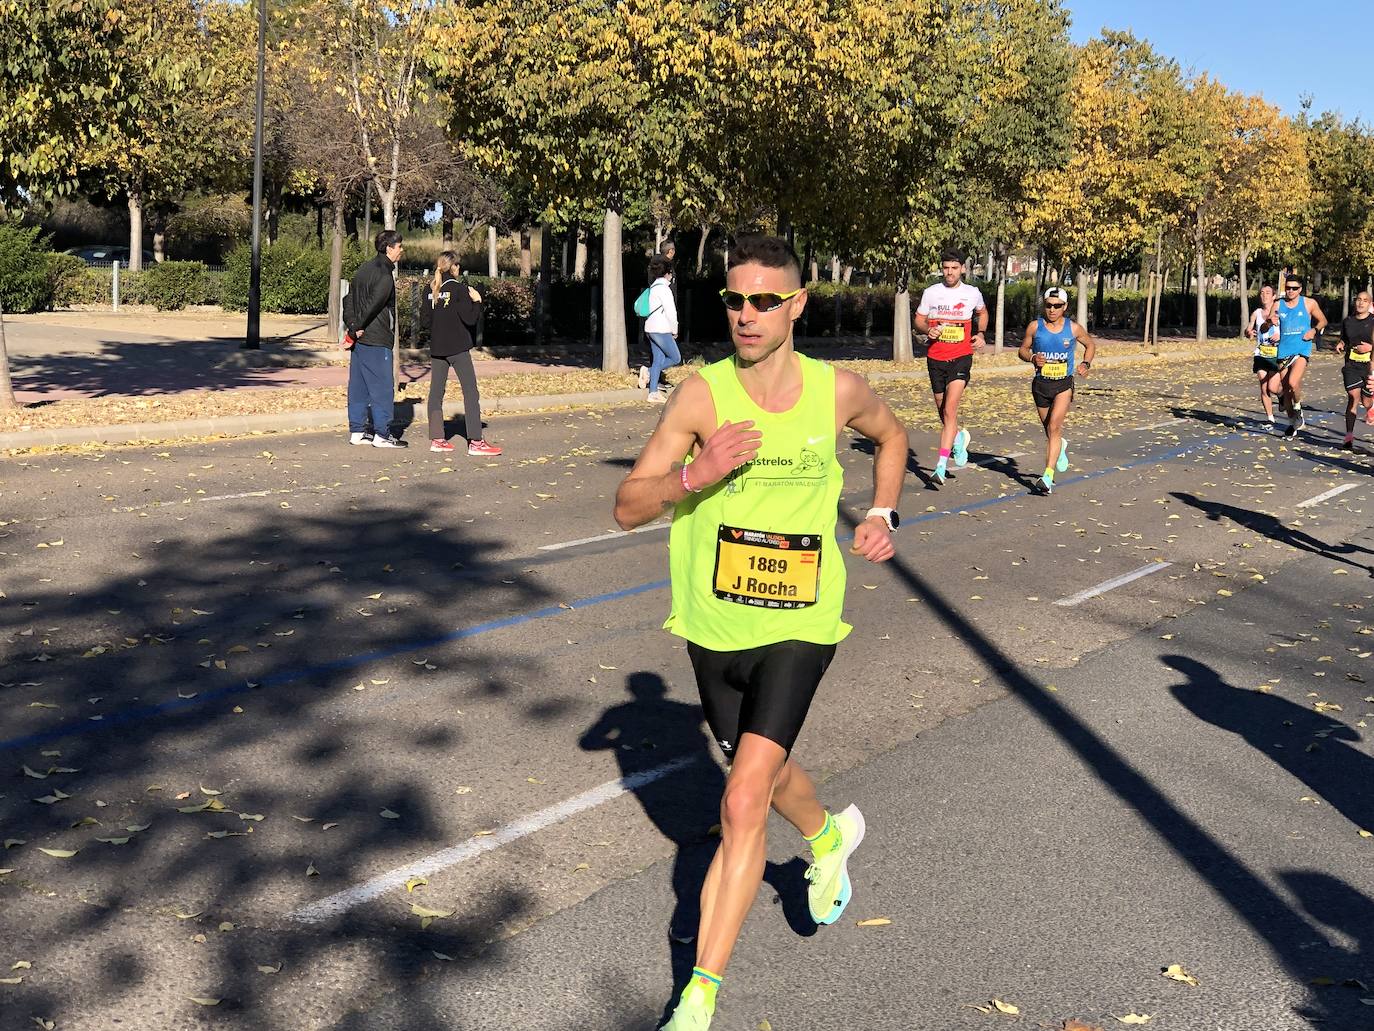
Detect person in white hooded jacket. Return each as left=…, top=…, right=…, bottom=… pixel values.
left=638, top=254, right=681, bottom=403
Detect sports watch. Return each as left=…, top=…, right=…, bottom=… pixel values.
left=865, top=507, right=900, bottom=531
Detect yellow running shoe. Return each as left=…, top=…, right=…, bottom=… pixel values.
left=805, top=803, right=866, bottom=925
left=661, top=980, right=714, bottom=1030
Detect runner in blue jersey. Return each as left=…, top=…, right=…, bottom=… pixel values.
left=1017, top=287, right=1096, bottom=495
left=1274, top=274, right=1327, bottom=438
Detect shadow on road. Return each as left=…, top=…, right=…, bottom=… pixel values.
left=1171, top=491, right=1374, bottom=576
left=846, top=510, right=1374, bottom=1027
left=0, top=493, right=558, bottom=1028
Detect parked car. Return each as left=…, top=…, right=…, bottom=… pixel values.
left=64, top=245, right=158, bottom=267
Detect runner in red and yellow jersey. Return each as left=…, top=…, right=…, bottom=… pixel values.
left=914, top=249, right=987, bottom=486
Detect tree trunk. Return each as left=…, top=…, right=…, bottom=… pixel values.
left=536, top=223, right=553, bottom=344
left=1343, top=275, right=1350, bottom=318
left=127, top=189, right=144, bottom=272
left=1194, top=234, right=1207, bottom=343
left=575, top=224, right=589, bottom=280
left=328, top=198, right=346, bottom=343
left=442, top=213, right=454, bottom=250
left=519, top=229, right=532, bottom=278
left=1075, top=267, right=1090, bottom=327
left=562, top=227, right=571, bottom=276
left=601, top=205, right=628, bottom=372
left=362, top=180, right=372, bottom=245
left=694, top=226, right=709, bottom=275
left=830, top=254, right=840, bottom=282
left=1093, top=268, right=1105, bottom=328
left=802, top=240, right=815, bottom=283
left=892, top=270, right=913, bottom=362
left=1143, top=269, right=1157, bottom=345
left=1152, top=264, right=1166, bottom=353
left=378, top=184, right=397, bottom=231
left=0, top=298, right=16, bottom=409
left=842, top=265, right=853, bottom=285
left=1238, top=244, right=1250, bottom=333
left=487, top=225, right=499, bottom=277
left=994, top=254, right=1007, bottom=352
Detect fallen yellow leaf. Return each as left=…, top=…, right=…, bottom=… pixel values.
left=992, top=999, right=1020, bottom=1015
left=856, top=917, right=891, bottom=927
left=1161, top=963, right=1199, bottom=986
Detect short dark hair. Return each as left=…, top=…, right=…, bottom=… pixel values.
left=375, top=229, right=403, bottom=254
left=1285, top=274, right=1303, bottom=288
left=727, top=235, right=801, bottom=281
left=939, top=248, right=966, bottom=266
left=648, top=255, right=673, bottom=281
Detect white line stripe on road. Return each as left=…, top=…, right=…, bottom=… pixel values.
left=289, top=755, right=698, bottom=923
left=1296, top=483, right=1359, bottom=508
left=539, top=521, right=670, bottom=551
left=1054, top=562, right=1173, bottom=607
left=1131, top=418, right=1186, bottom=432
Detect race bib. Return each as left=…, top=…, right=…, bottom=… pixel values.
left=1258, top=343, right=1278, bottom=358
left=1350, top=349, right=1371, bottom=363
left=714, top=525, right=820, bottom=609
left=1040, top=361, right=1069, bottom=380
left=936, top=323, right=967, bottom=344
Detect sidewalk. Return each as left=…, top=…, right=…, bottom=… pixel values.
left=1, top=307, right=1255, bottom=450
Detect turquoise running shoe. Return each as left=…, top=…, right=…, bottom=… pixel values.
left=806, top=804, right=866, bottom=925
left=1030, top=474, right=1053, bottom=496
left=1056, top=438, right=1069, bottom=473
left=661, top=980, right=714, bottom=1030
left=952, top=428, right=970, bottom=467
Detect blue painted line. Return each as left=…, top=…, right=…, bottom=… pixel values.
left=0, top=579, right=669, bottom=754
left=0, top=418, right=1270, bottom=754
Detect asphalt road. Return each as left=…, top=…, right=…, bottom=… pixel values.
left=1, top=354, right=1371, bottom=1031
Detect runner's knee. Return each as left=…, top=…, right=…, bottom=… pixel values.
left=721, top=777, right=771, bottom=831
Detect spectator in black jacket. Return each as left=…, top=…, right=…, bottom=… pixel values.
left=423, top=251, right=502, bottom=456
left=343, top=230, right=405, bottom=448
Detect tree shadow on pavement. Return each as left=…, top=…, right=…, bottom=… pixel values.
left=1294, top=447, right=1374, bottom=474
left=0, top=493, right=557, bottom=1029
left=1170, top=491, right=1374, bottom=576
left=849, top=511, right=1372, bottom=1027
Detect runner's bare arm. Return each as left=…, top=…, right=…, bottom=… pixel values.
left=837, top=370, right=904, bottom=563
left=1074, top=321, right=1097, bottom=375
left=1308, top=297, right=1328, bottom=336
left=972, top=305, right=989, bottom=349
left=914, top=310, right=933, bottom=338
left=612, top=376, right=762, bottom=530
left=1017, top=322, right=1037, bottom=364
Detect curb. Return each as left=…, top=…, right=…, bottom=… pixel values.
left=0, top=347, right=1250, bottom=452
left=0, top=389, right=646, bottom=451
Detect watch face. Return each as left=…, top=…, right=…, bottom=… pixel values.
left=889, top=511, right=900, bottom=529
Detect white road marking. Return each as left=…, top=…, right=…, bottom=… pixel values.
left=113, top=486, right=319, bottom=513
left=289, top=756, right=698, bottom=923
left=539, top=521, right=670, bottom=552
left=1054, top=562, right=1174, bottom=607
left=1131, top=418, right=1186, bottom=432
left=1296, top=483, right=1358, bottom=509
left=971, top=452, right=1027, bottom=468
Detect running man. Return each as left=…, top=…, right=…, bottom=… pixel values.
left=1336, top=289, right=1374, bottom=450
left=1274, top=274, right=1328, bottom=438
left=613, top=235, right=907, bottom=1031
left=1245, top=284, right=1282, bottom=428
left=1018, top=287, right=1096, bottom=495
left=914, top=248, right=987, bottom=485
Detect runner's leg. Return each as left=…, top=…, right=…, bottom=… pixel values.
left=1044, top=389, right=1072, bottom=481
left=1346, top=386, right=1360, bottom=439
left=939, top=379, right=965, bottom=457
left=1256, top=371, right=1274, bottom=421
left=696, top=732, right=789, bottom=976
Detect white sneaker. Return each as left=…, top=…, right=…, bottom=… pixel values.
left=647, top=391, right=667, bottom=404
left=637, top=365, right=649, bottom=389
left=371, top=436, right=407, bottom=448
left=350, top=432, right=373, bottom=445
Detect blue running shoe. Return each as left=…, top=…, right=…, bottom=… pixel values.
left=952, top=428, right=970, bottom=468
left=1056, top=438, right=1069, bottom=474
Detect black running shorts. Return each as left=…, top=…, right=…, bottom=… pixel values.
left=686, top=640, right=837, bottom=761
left=1253, top=355, right=1280, bottom=375
left=927, top=353, right=973, bottom=395
left=1343, top=361, right=1373, bottom=395
left=1031, top=375, right=1074, bottom=409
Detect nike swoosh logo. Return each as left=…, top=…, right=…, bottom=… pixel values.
left=807, top=435, right=827, bottom=445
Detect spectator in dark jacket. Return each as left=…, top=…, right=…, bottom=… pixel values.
left=423, top=251, right=502, bottom=456
left=343, top=230, right=405, bottom=448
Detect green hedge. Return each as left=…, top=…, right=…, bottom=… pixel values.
left=221, top=241, right=366, bottom=314
left=138, top=260, right=211, bottom=310
left=0, top=222, right=55, bottom=312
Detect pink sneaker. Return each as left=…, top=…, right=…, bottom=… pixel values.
left=468, top=439, right=503, bottom=457
left=430, top=439, right=456, bottom=452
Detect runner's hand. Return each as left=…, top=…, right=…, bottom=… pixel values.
left=850, top=518, right=894, bottom=563
left=688, top=420, right=761, bottom=489
left=1337, top=341, right=1346, bottom=356
left=1076, top=362, right=1091, bottom=378
left=1032, top=353, right=1047, bottom=369
left=971, top=333, right=987, bottom=351
left=1303, top=329, right=1316, bottom=341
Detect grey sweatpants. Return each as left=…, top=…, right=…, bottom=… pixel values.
left=427, top=352, right=483, bottom=441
